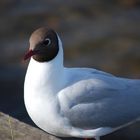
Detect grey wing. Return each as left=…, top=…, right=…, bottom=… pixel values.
left=59, top=78, right=140, bottom=129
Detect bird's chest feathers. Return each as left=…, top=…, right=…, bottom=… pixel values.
left=24, top=84, right=62, bottom=130
left=25, top=70, right=59, bottom=120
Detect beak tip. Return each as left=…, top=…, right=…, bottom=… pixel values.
left=23, top=50, right=34, bottom=61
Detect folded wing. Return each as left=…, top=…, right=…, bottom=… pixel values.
left=58, top=71, right=140, bottom=129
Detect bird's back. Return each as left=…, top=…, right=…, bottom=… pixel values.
left=59, top=68, right=140, bottom=129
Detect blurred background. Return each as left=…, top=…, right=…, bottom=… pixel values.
left=0, top=0, right=140, bottom=139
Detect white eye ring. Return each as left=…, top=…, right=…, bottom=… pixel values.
left=44, top=38, right=51, bottom=46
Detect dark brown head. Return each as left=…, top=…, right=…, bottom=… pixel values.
left=24, top=27, right=59, bottom=62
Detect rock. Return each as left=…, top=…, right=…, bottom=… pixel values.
left=0, top=112, right=59, bottom=140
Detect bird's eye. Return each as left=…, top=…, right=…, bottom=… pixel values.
left=43, top=38, right=51, bottom=46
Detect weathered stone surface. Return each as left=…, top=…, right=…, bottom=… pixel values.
left=0, top=112, right=59, bottom=140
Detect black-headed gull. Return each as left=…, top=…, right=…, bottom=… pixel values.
left=24, top=27, right=140, bottom=140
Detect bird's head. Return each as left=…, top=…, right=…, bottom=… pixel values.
left=24, top=27, right=59, bottom=62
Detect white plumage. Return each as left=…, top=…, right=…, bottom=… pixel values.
left=24, top=28, right=140, bottom=140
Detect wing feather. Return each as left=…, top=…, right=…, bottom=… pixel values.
left=58, top=71, right=140, bottom=129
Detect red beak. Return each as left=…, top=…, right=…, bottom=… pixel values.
left=24, top=49, right=38, bottom=60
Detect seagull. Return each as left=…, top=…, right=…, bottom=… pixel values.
left=24, top=27, right=140, bottom=140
